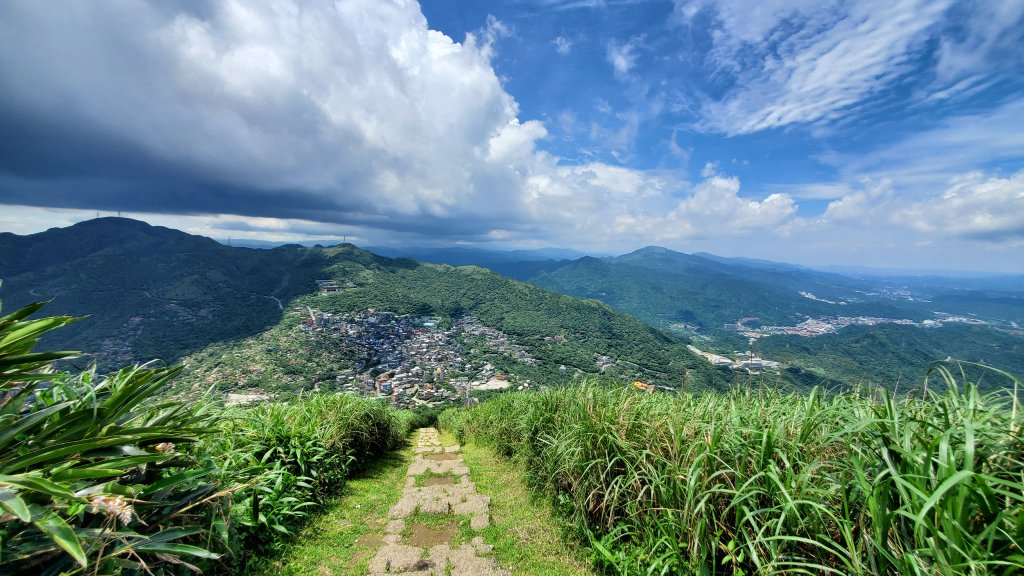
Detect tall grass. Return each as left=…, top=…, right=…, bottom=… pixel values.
left=204, top=395, right=412, bottom=560
left=440, top=370, right=1024, bottom=575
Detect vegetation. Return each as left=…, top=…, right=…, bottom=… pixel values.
left=176, top=309, right=366, bottom=396
left=451, top=431, right=598, bottom=575
left=759, top=323, right=1024, bottom=391
left=0, top=299, right=223, bottom=574
left=522, top=246, right=1024, bottom=392
left=440, top=372, right=1024, bottom=575
left=4, top=218, right=732, bottom=393
left=206, top=394, right=412, bottom=563
left=248, top=445, right=413, bottom=575
left=0, top=297, right=411, bottom=574
left=0, top=218, right=339, bottom=369
left=295, top=256, right=731, bottom=391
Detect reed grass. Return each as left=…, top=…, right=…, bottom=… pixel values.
left=440, top=367, right=1024, bottom=575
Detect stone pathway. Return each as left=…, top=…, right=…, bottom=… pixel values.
left=368, top=428, right=510, bottom=576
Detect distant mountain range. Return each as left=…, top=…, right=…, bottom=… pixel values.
left=337, top=242, right=1023, bottom=387
left=0, top=218, right=730, bottom=392
left=2, top=218, right=1020, bottom=391
left=488, top=246, right=1024, bottom=388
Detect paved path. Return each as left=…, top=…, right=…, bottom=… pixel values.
left=369, top=428, right=509, bottom=576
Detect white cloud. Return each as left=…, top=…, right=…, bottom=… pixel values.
left=931, top=1, right=1024, bottom=99
left=678, top=0, right=956, bottom=134
left=606, top=36, right=643, bottom=79
left=552, top=35, right=573, bottom=54
left=820, top=179, right=893, bottom=223
left=901, top=171, right=1024, bottom=240
left=0, top=0, right=807, bottom=253
left=839, top=99, right=1024, bottom=184
left=664, top=171, right=797, bottom=237
left=0, top=1, right=541, bottom=229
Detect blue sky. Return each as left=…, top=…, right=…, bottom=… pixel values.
left=0, top=0, right=1022, bottom=272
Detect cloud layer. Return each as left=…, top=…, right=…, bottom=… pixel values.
left=676, top=0, right=1022, bottom=135
left=0, top=1, right=539, bottom=235
left=0, top=0, right=1021, bottom=271
left=0, top=0, right=798, bottom=249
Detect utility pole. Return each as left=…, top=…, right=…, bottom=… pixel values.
left=464, top=380, right=471, bottom=407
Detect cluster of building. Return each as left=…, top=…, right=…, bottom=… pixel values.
left=731, top=315, right=920, bottom=338
left=457, top=317, right=538, bottom=366
left=686, top=345, right=780, bottom=373
left=595, top=354, right=615, bottom=372
left=296, top=308, right=531, bottom=409
left=314, top=279, right=355, bottom=293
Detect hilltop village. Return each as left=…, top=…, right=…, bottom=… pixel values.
left=295, top=307, right=530, bottom=409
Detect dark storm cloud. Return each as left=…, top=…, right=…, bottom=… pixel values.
left=0, top=0, right=553, bottom=241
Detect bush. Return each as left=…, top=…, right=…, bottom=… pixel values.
left=0, top=301, right=223, bottom=575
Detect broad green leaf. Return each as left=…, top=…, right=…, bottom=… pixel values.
left=134, top=542, right=221, bottom=559
left=0, top=401, right=74, bottom=451
left=0, top=473, right=77, bottom=500
left=0, top=488, right=31, bottom=521
left=34, top=512, right=87, bottom=567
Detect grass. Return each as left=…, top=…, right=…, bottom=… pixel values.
left=440, top=367, right=1024, bottom=576
left=412, top=469, right=454, bottom=487
left=441, top=431, right=598, bottom=576
left=248, top=443, right=413, bottom=576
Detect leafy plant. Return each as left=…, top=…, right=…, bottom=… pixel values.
left=0, top=296, right=223, bottom=575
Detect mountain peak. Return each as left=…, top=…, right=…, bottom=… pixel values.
left=627, top=245, right=677, bottom=256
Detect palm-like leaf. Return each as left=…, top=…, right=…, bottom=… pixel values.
left=0, top=297, right=223, bottom=574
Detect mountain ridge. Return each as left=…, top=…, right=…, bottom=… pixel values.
left=0, top=218, right=732, bottom=393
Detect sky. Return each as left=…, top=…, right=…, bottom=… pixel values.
left=0, top=0, right=1023, bottom=273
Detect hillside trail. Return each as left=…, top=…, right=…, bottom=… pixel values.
left=368, top=427, right=510, bottom=576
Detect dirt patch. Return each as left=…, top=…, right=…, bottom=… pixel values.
left=355, top=533, right=383, bottom=548
left=423, top=452, right=458, bottom=461
left=423, top=475, right=455, bottom=486
left=350, top=549, right=372, bottom=565
left=406, top=521, right=458, bottom=547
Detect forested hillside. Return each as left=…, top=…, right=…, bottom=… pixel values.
left=517, top=246, right=1024, bottom=389
left=0, top=218, right=731, bottom=393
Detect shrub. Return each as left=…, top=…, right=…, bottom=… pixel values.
left=203, top=395, right=411, bottom=558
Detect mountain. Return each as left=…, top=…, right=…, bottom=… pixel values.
left=362, top=246, right=585, bottom=279
left=0, top=218, right=732, bottom=392
left=0, top=218, right=327, bottom=366
left=510, top=246, right=1024, bottom=389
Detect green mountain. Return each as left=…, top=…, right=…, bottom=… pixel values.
left=0, top=218, right=321, bottom=366
left=0, top=218, right=732, bottom=393
left=517, top=246, right=1024, bottom=388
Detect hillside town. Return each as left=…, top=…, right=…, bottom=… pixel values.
left=296, top=308, right=527, bottom=409
left=727, top=312, right=991, bottom=339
